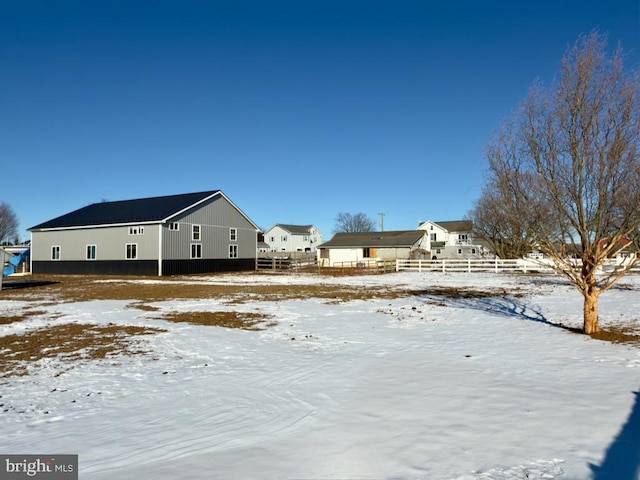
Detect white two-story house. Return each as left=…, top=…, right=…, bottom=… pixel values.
left=417, top=220, right=489, bottom=259
left=263, top=224, right=323, bottom=253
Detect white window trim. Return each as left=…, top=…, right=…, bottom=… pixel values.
left=168, top=222, right=180, bottom=231
left=192, top=224, right=201, bottom=241
left=129, top=226, right=145, bottom=235
left=229, top=244, right=238, bottom=258
left=191, top=243, right=202, bottom=259
left=126, top=243, right=138, bottom=260
left=229, top=228, right=237, bottom=241
left=86, top=244, right=97, bottom=260
left=51, top=245, right=61, bottom=260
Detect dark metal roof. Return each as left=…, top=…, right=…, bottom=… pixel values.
left=319, top=230, right=427, bottom=248
left=30, top=190, right=222, bottom=230
left=276, top=224, right=315, bottom=235
left=433, top=220, right=473, bottom=232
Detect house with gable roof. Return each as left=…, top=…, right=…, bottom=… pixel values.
left=29, top=190, right=260, bottom=276
left=417, top=220, right=489, bottom=259
left=263, top=224, right=323, bottom=252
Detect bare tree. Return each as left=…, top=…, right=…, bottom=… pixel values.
left=468, top=179, right=538, bottom=259
left=333, top=212, right=376, bottom=234
left=0, top=202, right=19, bottom=245
left=482, top=31, right=640, bottom=334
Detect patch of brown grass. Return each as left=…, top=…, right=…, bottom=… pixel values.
left=158, top=311, right=276, bottom=330
left=590, top=326, right=640, bottom=345
left=0, top=323, right=165, bottom=378
left=128, top=303, right=161, bottom=312
left=0, top=274, right=405, bottom=304
left=407, top=286, right=526, bottom=299
left=0, top=310, right=50, bottom=325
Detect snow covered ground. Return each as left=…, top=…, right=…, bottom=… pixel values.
left=1, top=271, right=640, bottom=479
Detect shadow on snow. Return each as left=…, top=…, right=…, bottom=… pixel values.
left=590, top=390, right=640, bottom=480
left=435, top=293, right=640, bottom=479
left=434, top=294, right=581, bottom=334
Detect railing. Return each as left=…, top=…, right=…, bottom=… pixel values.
left=256, top=253, right=318, bottom=271
left=327, top=259, right=397, bottom=273
left=395, top=258, right=556, bottom=274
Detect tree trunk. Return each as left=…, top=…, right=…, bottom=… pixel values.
left=583, top=290, right=600, bottom=334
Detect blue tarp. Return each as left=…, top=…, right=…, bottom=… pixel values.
left=2, top=247, right=30, bottom=277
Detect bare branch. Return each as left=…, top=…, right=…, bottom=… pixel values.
left=0, top=202, right=19, bottom=244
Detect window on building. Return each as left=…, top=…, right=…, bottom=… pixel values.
left=129, top=226, right=144, bottom=235
left=430, top=233, right=437, bottom=241
left=457, top=248, right=463, bottom=255
left=230, top=228, right=237, bottom=241
left=269, top=236, right=275, bottom=242
left=435, top=248, right=441, bottom=254
left=229, top=244, right=238, bottom=258
left=86, top=245, right=97, bottom=260
left=126, top=243, right=138, bottom=259
left=303, top=235, right=309, bottom=242
left=363, top=247, right=371, bottom=258
left=51, top=246, right=61, bottom=260
left=281, top=235, right=287, bottom=242
left=458, top=234, right=468, bottom=242
left=191, top=243, right=202, bottom=258
left=472, top=248, right=477, bottom=254
left=192, top=225, right=201, bottom=241
left=168, top=222, right=179, bottom=231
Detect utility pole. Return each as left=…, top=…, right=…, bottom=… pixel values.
left=379, top=212, right=385, bottom=232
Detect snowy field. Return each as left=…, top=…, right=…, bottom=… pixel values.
left=1, top=271, right=640, bottom=479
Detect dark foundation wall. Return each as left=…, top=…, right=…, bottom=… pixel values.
left=32, top=258, right=256, bottom=276
left=32, top=260, right=159, bottom=276
left=161, top=258, right=255, bottom=275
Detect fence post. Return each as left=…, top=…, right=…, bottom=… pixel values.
left=442, top=260, right=446, bottom=273
left=494, top=257, right=499, bottom=273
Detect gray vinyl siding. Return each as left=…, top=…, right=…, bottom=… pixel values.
left=31, top=225, right=160, bottom=261
left=162, top=195, right=257, bottom=260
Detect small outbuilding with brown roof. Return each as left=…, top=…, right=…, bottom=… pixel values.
left=317, top=230, right=429, bottom=267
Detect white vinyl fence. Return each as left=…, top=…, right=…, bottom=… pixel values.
left=395, top=258, right=556, bottom=274
left=396, top=257, right=640, bottom=274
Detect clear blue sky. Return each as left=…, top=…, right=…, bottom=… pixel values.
left=2, top=1, right=639, bottom=240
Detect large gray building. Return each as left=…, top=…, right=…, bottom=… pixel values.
left=29, top=190, right=259, bottom=276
